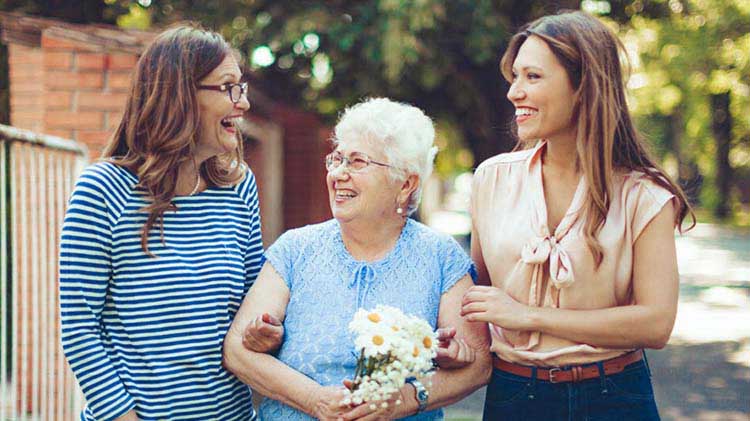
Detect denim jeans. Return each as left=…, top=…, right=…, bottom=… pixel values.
left=483, top=354, right=660, bottom=421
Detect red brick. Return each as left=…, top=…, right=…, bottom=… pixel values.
left=46, top=92, right=73, bottom=110
left=9, top=82, right=43, bottom=96
left=78, top=92, right=128, bottom=111
left=10, top=111, right=43, bottom=132
left=77, top=53, right=107, bottom=70
left=43, top=51, right=73, bottom=69
left=45, top=111, right=104, bottom=130
left=107, top=72, right=132, bottom=91
left=45, top=71, right=104, bottom=90
left=8, top=44, right=42, bottom=65
left=107, top=112, right=124, bottom=130
left=110, top=53, right=138, bottom=70
left=41, top=34, right=99, bottom=52
left=77, top=130, right=113, bottom=144
left=9, top=68, right=42, bottom=85
left=45, top=129, right=74, bottom=139
left=10, top=94, right=43, bottom=108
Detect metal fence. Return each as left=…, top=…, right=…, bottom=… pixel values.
left=0, top=124, right=87, bottom=420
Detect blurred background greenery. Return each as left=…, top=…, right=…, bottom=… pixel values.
left=0, top=0, right=748, bottom=226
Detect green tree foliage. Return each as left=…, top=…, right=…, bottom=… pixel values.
left=611, top=0, right=750, bottom=218
left=135, top=0, right=579, bottom=174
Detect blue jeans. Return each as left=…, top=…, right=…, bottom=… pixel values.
left=483, top=354, right=660, bottom=421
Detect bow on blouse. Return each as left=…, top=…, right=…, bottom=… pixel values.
left=521, top=235, right=574, bottom=289
left=348, top=264, right=377, bottom=308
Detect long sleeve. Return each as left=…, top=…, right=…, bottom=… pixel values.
left=59, top=171, right=135, bottom=420
left=238, top=167, right=264, bottom=292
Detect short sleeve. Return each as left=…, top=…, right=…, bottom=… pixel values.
left=264, top=229, right=299, bottom=289
left=628, top=176, right=675, bottom=242
left=439, top=235, right=477, bottom=294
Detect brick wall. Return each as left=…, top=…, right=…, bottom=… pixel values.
left=6, top=31, right=136, bottom=160
left=271, top=104, right=332, bottom=230
left=43, top=33, right=134, bottom=159
left=8, top=43, right=43, bottom=133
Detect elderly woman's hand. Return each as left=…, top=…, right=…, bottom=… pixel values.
left=242, top=313, right=284, bottom=353
left=309, top=385, right=351, bottom=421
left=338, top=390, right=405, bottom=421
left=434, top=327, right=476, bottom=369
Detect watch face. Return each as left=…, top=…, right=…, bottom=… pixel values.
left=417, top=390, right=428, bottom=401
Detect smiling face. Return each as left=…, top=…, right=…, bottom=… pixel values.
left=507, top=35, right=577, bottom=143
left=195, top=54, right=250, bottom=160
left=326, top=137, right=404, bottom=225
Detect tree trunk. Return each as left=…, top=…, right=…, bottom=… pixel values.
left=711, top=91, right=732, bottom=219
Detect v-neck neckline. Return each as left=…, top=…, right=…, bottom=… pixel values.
left=529, top=141, right=586, bottom=239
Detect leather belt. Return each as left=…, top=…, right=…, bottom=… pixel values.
left=492, top=350, right=644, bottom=383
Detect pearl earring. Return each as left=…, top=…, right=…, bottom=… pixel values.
left=396, top=207, right=403, bottom=215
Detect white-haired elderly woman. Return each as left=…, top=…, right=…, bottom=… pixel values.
left=223, top=98, right=491, bottom=421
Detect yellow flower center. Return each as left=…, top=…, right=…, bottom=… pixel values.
left=372, top=335, right=384, bottom=346
left=423, top=337, right=432, bottom=348
left=413, top=346, right=420, bottom=357
left=368, top=313, right=381, bottom=323
left=391, top=326, right=399, bottom=331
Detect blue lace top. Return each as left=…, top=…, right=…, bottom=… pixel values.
left=257, top=218, right=475, bottom=421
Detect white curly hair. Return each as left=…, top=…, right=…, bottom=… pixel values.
left=332, top=97, right=438, bottom=216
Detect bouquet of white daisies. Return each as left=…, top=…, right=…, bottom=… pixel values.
left=342, top=305, right=438, bottom=409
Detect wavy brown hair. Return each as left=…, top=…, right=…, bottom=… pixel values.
left=500, top=10, right=694, bottom=267
left=102, top=24, right=244, bottom=256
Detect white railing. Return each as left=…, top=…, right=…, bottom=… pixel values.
left=0, top=124, right=87, bottom=420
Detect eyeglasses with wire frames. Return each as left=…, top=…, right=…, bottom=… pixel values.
left=197, top=82, right=248, bottom=104
left=325, top=151, right=393, bottom=173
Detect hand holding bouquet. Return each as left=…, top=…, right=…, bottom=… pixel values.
left=343, top=305, right=438, bottom=409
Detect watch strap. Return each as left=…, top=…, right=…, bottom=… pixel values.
left=407, top=377, right=428, bottom=413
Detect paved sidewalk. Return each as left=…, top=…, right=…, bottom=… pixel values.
left=445, top=224, right=750, bottom=421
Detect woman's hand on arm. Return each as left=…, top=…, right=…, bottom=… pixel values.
left=434, top=326, right=476, bottom=369
left=463, top=201, right=679, bottom=350
left=461, top=286, right=533, bottom=331
left=242, top=312, right=284, bottom=353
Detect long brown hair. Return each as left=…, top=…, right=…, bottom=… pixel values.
left=102, top=24, right=244, bottom=256
left=500, top=11, right=694, bottom=267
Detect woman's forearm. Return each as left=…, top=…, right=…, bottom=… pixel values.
left=529, top=303, right=675, bottom=349
left=223, top=333, right=320, bottom=415
left=395, top=345, right=492, bottom=417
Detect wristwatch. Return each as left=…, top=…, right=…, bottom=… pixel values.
left=407, top=377, right=429, bottom=413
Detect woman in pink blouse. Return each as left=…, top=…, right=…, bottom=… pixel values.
left=463, top=11, right=693, bottom=420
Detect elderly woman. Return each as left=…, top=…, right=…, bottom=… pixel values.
left=223, top=97, right=490, bottom=421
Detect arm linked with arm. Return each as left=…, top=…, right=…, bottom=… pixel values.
left=223, top=263, right=348, bottom=418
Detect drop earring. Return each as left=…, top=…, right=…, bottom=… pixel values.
left=396, top=207, right=403, bottom=215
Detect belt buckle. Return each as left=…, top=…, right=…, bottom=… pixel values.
left=548, top=368, right=562, bottom=383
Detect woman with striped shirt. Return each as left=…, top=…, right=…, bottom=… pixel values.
left=59, top=25, right=262, bottom=421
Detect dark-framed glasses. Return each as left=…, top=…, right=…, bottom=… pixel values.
left=325, top=151, right=393, bottom=173
left=197, top=82, right=248, bottom=104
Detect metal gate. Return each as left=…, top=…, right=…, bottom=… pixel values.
left=0, top=124, right=87, bottom=420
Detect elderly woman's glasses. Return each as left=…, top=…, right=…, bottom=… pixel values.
left=325, top=151, right=393, bottom=173
left=197, top=82, right=248, bottom=104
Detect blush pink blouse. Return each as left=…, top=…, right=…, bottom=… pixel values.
left=470, top=141, right=674, bottom=367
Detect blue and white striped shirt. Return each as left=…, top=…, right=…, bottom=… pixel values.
left=59, top=161, right=263, bottom=421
